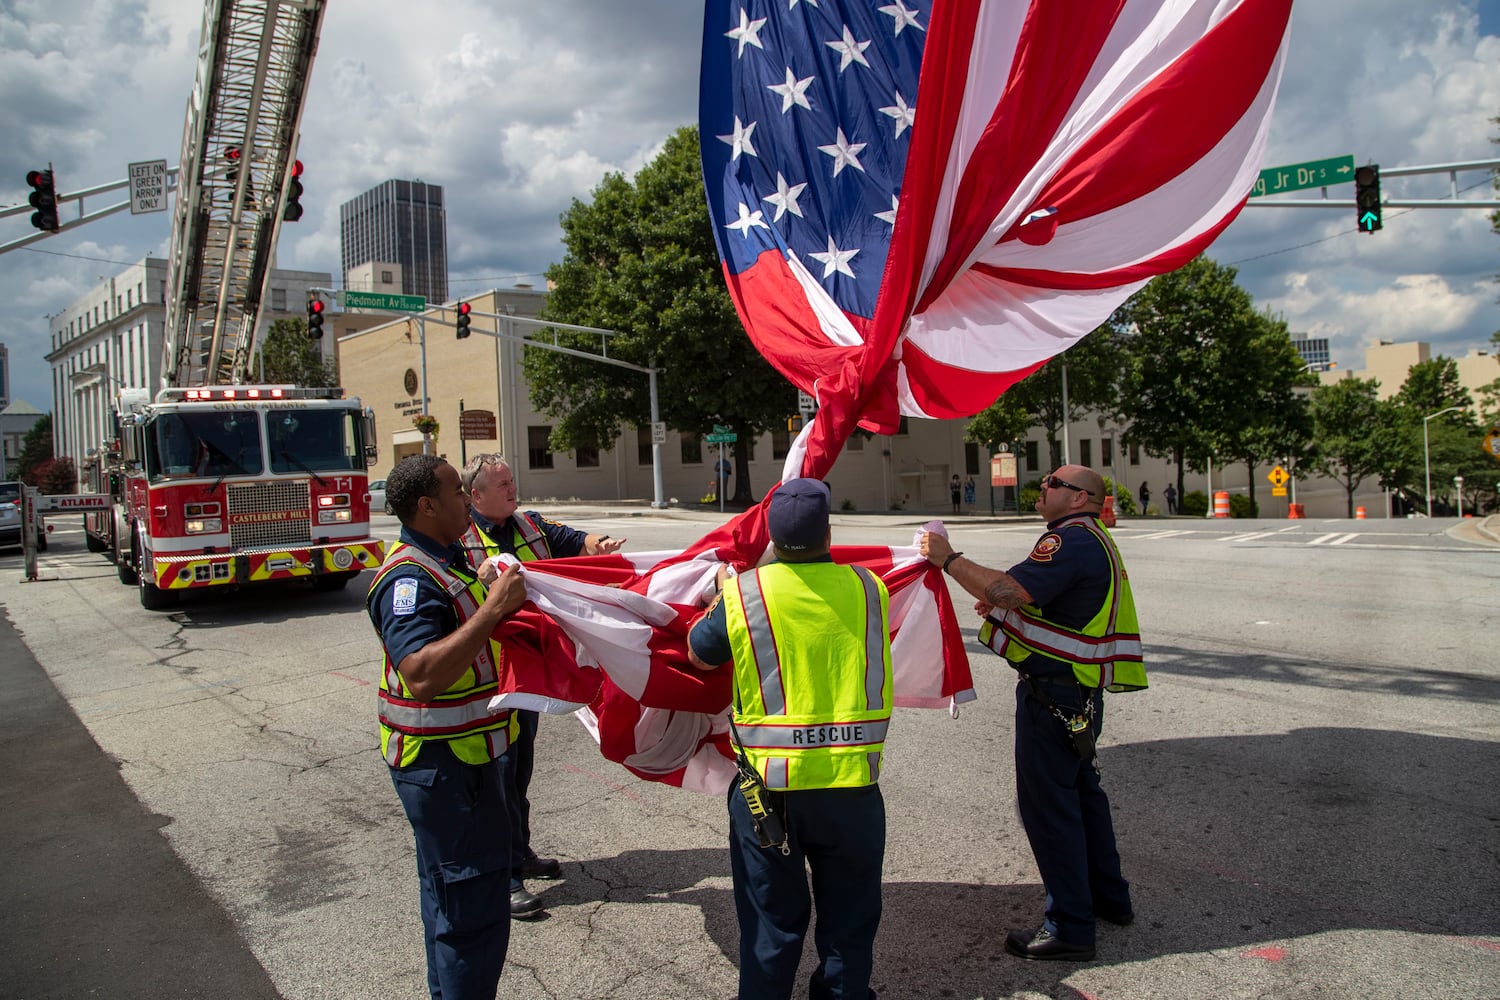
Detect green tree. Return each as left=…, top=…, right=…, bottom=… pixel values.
left=1116, top=255, right=1264, bottom=501
left=965, top=393, right=1032, bottom=513
left=1309, top=378, right=1387, bottom=517
left=527, top=126, right=790, bottom=504
left=1394, top=356, right=1471, bottom=414
left=14, top=413, right=54, bottom=481
left=1005, top=326, right=1127, bottom=468
left=257, top=318, right=338, bottom=387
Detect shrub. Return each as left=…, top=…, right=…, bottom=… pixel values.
left=1180, top=490, right=1209, bottom=517
left=840, top=498, right=856, bottom=512
left=26, top=457, right=78, bottom=494
left=1229, top=494, right=1258, bottom=518
left=1101, top=479, right=1136, bottom=515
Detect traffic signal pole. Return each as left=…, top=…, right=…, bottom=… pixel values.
left=1245, top=157, right=1500, bottom=213
left=0, top=167, right=181, bottom=256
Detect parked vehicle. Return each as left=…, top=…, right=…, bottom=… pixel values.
left=0, top=492, right=21, bottom=550
left=0, top=481, right=47, bottom=551
left=368, top=478, right=391, bottom=515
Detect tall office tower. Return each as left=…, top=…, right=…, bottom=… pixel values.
left=340, top=179, right=449, bottom=305
left=1291, top=334, right=1331, bottom=371
left=0, top=342, right=9, bottom=409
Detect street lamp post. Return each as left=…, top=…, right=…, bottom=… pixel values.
left=1454, top=476, right=1464, bottom=518
left=1423, top=406, right=1465, bottom=517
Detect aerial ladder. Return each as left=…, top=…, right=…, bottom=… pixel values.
left=162, top=0, right=327, bottom=387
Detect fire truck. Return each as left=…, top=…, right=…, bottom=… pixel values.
left=77, top=0, right=384, bottom=608
left=86, top=385, right=383, bottom=609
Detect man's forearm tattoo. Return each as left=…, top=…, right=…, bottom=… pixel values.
left=983, top=573, right=1031, bottom=611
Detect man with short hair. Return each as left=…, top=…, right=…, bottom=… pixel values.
left=689, top=478, right=893, bottom=999
left=459, top=453, right=625, bottom=919
left=367, top=454, right=529, bottom=998
left=922, top=465, right=1146, bottom=963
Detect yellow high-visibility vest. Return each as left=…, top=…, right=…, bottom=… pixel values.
left=723, top=561, right=893, bottom=790
left=368, top=542, right=518, bottom=767
left=462, top=512, right=550, bottom=563
left=979, top=515, right=1147, bottom=692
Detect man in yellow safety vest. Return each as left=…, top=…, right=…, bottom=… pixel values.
left=922, top=464, right=1145, bottom=963
left=689, top=478, right=893, bottom=999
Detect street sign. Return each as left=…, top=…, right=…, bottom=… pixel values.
left=342, top=290, right=426, bottom=312
left=1250, top=154, right=1355, bottom=197
left=1268, top=465, right=1289, bottom=487
left=797, top=390, right=816, bottom=414
left=33, top=493, right=111, bottom=512
left=459, top=410, right=497, bottom=440
left=712, top=424, right=731, bottom=434
left=991, top=453, right=1016, bottom=487
left=705, top=432, right=738, bottom=444
left=651, top=421, right=667, bottom=446
left=128, top=159, right=169, bottom=214
left=1271, top=486, right=1288, bottom=497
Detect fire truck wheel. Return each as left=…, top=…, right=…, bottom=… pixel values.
left=86, top=530, right=109, bottom=553
left=132, top=534, right=174, bottom=610
left=117, top=541, right=139, bottom=585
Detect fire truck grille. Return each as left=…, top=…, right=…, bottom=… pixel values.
left=227, top=481, right=313, bottom=548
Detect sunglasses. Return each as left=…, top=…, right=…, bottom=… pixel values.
left=1043, top=474, right=1094, bottom=496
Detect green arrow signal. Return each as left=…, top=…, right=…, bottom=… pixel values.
left=1360, top=211, right=1379, bottom=231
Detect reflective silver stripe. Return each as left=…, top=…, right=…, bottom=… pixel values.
left=867, top=751, right=881, bottom=783
left=851, top=565, right=887, bottom=711
left=764, top=756, right=789, bottom=790
left=384, top=731, right=403, bottom=767
left=736, top=572, right=786, bottom=716
left=737, top=719, right=890, bottom=749
left=380, top=691, right=504, bottom=733
left=513, top=512, right=551, bottom=560
left=1000, top=609, right=1143, bottom=662
left=485, top=727, right=511, bottom=759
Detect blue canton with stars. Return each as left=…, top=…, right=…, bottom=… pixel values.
left=700, top=0, right=930, bottom=321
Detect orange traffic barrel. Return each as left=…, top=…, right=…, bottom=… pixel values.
left=1287, top=503, right=1304, bottom=519
left=1355, top=506, right=1366, bottom=519
left=1213, top=490, right=1230, bottom=518
left=1101, top=494, right=1117, bottom=527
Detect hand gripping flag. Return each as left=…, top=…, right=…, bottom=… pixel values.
left=700, top=0, right=1293, bottom=473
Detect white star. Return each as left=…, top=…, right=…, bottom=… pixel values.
left=725, top=202, right=770, bottom=236
left=725, top=8, right=767, bottom=57
left=717, top=116, right=759, bottom=160
left=788, top=0, right=819, bottom=9
left=767, top=67, right=815, bottom=114
left=874, top=195, right=898, bottom=226
left=763, top=173, right=808, bottom=222
left=817, top=127, right=866, bottom=176
left=877, top=2, right=924, bottom=35
left=809, top=236, right=859, bottom=280
left=878, top=92, right=915, bottom=138
left=826, top=25, right=872, bottom=72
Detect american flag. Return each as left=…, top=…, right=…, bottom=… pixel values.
left=700, top=0, right=1294, bottom=476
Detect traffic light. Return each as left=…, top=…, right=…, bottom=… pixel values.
left=307, top=296, right=325, bottom=339
left=225, top=146, right=255, bottom=207
left=26, top=169, right=59, bottom=232
left=1354, top=164, right=1381, bottom=233
left=282, top=160, right=304, bottom=221
left=787, top=415, right=803, bottom=432
left=455, top=301, right=472, bottom=339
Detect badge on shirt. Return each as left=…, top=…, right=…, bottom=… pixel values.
left=391, top=578, right=419, bottom=615
left=1029, top=532, right=1063, bottom=563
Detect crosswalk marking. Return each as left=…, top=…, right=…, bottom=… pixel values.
left=1308, top=532, right=1359, bottom=545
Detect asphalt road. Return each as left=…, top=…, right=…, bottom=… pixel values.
left=2, top=509, right=1497, bottom=1000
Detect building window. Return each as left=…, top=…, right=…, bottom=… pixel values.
left=271, top=288, right=287, bottom=311
left=1129, top=442, right=1141, bottom=466
left=965, top=442, right=979, bottom=475
left=1025, top=441, right=1039, bottom=472
left=1101, top=437, right=1113, bottom=467
left=897, top=416, right=909, bottom=436
left=576, top=442, right=600, bottom=468
left=680, top=432, right=702, bottom=465
left=527, top=426, right=554, bottom=469
left=772, top=428, right=791, bottom=460
left=637, top=426, right=652, bottom=465
left=1079, top=439, right=1092, bottom=468
left=382, top=270, right=393, bottom=283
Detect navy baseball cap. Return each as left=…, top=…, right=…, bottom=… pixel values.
left=767, top=478, right=830, bottom=551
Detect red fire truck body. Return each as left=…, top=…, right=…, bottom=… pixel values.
left=96, top=385, right=383, bottom=608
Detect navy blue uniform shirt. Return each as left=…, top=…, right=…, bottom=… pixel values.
left=1002, top=516, right=1111, bottom=676
left=368, top=526, right=477, bottom=677
left=471, top=509, right=588, bottom=560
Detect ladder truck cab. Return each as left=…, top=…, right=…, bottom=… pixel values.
left=109, top=383, right=383, bottom=609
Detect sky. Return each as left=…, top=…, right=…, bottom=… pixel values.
left=2, top=0, right=1498, bottom=412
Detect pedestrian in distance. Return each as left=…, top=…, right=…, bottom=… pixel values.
left=689, top=478, right=894, bottom=1000
left=366, top=455, right=529, bottom=998
left=964, top=475, right=977, bottom=512
left=921, top=465, right=1147, bottom=962
left=460, top=453, right=625, bottom=919
left=1163, top=483, right=1177, bottom=516
left=951, top=473, right=963, bottom=515
left=717, top=455, right=734, bottom=500
left=1137, top=481, right=1150, bottom=514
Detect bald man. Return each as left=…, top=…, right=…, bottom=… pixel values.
left=921, top=465, right=1147, bottom=963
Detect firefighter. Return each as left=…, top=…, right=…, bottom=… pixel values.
left=367, top=455, right=528, bottom=997
left=688, top=478, right=893, bottom=999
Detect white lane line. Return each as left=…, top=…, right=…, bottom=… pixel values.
left=1329, top=533, right=1360, bottom=545
left=1309, top=532, right=1359, bottom=545
left=1219, top=531, right=1280, bottom=543
left=1137, top=530, right=1194, bottom=539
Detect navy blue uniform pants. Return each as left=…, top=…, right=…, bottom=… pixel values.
left=1014, top=676, right=1132, bottom=946
left=390, top=742, right=512, bottom=1000
left=501, top=709, right=539, bottom=887
left=728, top=782, right=884, bottom=1000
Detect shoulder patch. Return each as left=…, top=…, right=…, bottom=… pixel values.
left=1029, top=532, right=1063, bottom=563
left=391, top=578, right=419, bottom=615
